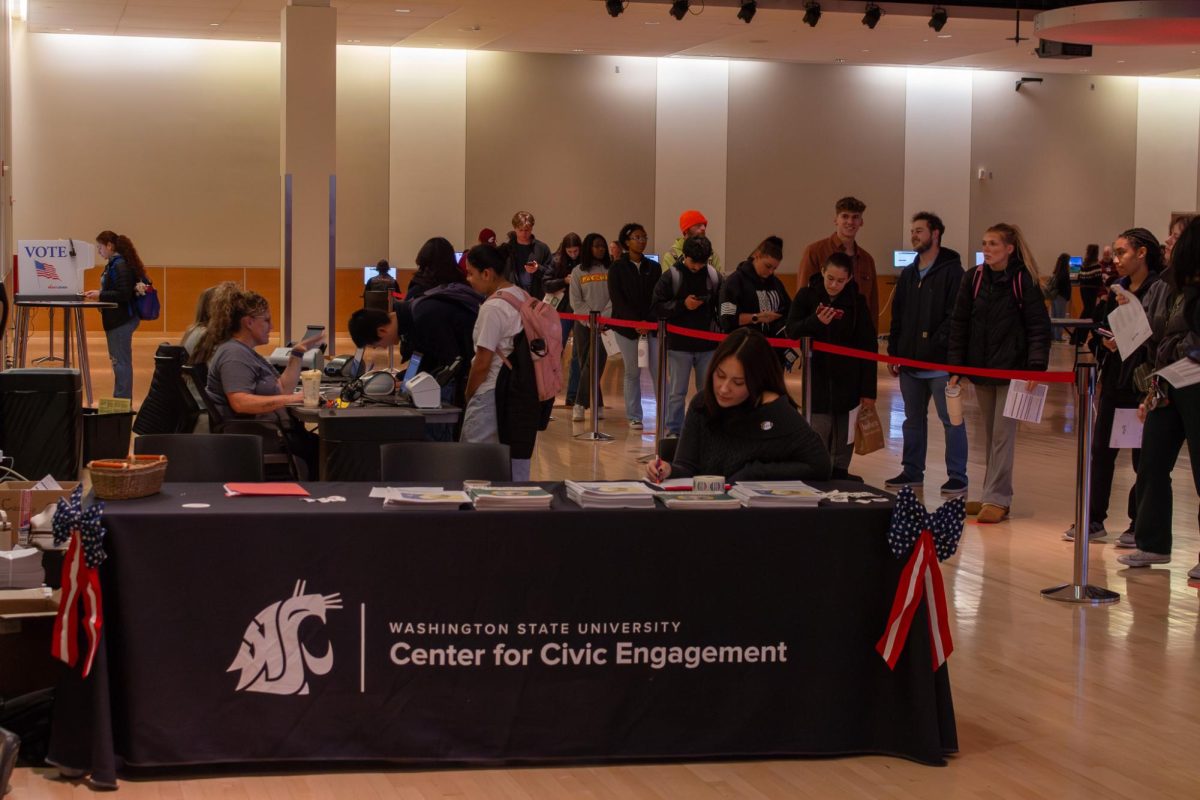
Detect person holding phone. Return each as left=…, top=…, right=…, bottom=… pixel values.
left=719, top=236, right=790, bottom=335
left=652, top=235, right=723, bottom=437
left=503, top=210, right=551, bottom=298
left=786, top=252, right=877, bottom=480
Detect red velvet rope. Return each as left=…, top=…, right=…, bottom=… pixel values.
left=556, top=310, right=1075, bottom=384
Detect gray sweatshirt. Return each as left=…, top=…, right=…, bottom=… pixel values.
left=569, top=264, right=612, bottom=327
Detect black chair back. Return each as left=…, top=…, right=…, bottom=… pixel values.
left=133, top=344, right=199, bottom=435
left=656, top=437, right=678, bottom=464
left=134, top=434, right=264, bottom=482
left=380, top=442, right=511, bottom=483
left=0, top=368, right=82, bottom=481
left=320, top=410, right=426, bottom=481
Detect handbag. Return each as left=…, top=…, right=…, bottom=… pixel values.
left=853, top=405, right=885, bottom=456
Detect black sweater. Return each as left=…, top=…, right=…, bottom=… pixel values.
left=719, top=259, right=791, bottom=335
left=785, top=275, right=878, bottom=414
left=98, top=255, right=137, bottom=331
left=1090, top=272, right=1163, bottom=405
left=947, top=261, right=1051, bottom=385
left=608, top=256, right=661, bottom=339
left=651, top=263, right=722, bottom=352
left=671, top=394, right=832, bottom=481
left=888, top=247, right=963, bottom=365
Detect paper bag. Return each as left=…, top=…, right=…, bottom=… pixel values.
left=853, top=405, right=885, bottom=456
left=600, top=329, right=621, bottom=357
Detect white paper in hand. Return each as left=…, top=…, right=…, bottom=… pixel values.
left=847, top=404, right=861, bottom=445
left=1154, top=357, right=1200, bottom=389
left=1003, top=380, right=1048, bottom=424
left=1107, top=289, right=1152, bottom=360
left=1109, top=407, right=1144, bottom=449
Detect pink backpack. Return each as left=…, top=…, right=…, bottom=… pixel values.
left=497, top=289, right=564, bottom=402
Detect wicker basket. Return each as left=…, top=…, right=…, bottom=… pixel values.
left=88, top=454, right=168, bottom=500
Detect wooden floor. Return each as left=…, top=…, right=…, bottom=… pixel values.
left=9, top=336, right=1200, bottom=799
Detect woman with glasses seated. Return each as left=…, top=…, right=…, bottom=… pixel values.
left=202, top=289, right=324, bottom=479
left=646, top=328, right=831, bottom=483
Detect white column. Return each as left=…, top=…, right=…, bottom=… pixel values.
left=280, top=0, right=336, bottom=342
left=390, top=49, right=467, bottom=264
left=654, top=58, right=729, bottom=268
left=902, top=68, right=974, bottom=261
left=1135, top=77, right=1200, bottom=238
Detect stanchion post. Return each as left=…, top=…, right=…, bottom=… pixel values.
left=656, top=318, right=669, bottom=440
left=801, top=336, right=813, bottom=423
left=574, top=310, right=614, bottom=442
left=1042, top=349, right=1119, bottom=604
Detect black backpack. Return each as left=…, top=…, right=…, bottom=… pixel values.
left=495, top=329, right=552, bottom=460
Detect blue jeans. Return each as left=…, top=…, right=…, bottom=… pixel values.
left=105, top=315, right=140, bottom=399
left=1051, top=296, right=1068, bottom=340
left=899, top=370, right=968, bottom=483
left=564, top=318, right=582, bottom=404
left=667, top=349, right=713, bottom=435
left=614, top=333, right=659, bottom=423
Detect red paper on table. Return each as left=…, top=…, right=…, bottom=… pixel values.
left=223, top=483, right=310, bottom=497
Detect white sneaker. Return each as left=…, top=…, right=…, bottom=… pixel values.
left=572, top=404, right=585, bottom=422
left=630, top=420, right=643, bottom=429
left=1116, top=549, right=1171, bottom=567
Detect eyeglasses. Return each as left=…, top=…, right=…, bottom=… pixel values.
left=628, top=235, right=648, bottom=242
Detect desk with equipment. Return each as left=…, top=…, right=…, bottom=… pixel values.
left=48, top=482, right=955, bottom=787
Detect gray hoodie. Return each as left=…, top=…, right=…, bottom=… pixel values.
left=569, top=263, right=613, bottom=327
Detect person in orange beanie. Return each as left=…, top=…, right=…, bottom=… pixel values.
left=666, top=209, right=723, bottom=274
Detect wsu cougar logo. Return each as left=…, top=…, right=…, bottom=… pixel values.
left=228, top=580, right=343, bottom=696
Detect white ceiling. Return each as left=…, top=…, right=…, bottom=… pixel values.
left=23, top=0, right=1200, bottom=78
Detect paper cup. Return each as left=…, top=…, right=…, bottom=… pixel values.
left=301, top=369, right=322, bottom=408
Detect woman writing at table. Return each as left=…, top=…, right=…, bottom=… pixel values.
left=203, top=288, right=324, bottom=478
left=646, top=328, right=831, bottom=483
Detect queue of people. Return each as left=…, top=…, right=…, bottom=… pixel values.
left=96, top=203, right=1200, bottom=580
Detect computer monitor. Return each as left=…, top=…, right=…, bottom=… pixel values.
left=402, top=352, right=423, bottom=389
left=893, top=250, right=917, bottom=268
left=348, top=347, right=366, bottom=381
left=975, top=252, right=985, bottom=266
left=363, top=265, right=379, bottom=284
left=645, top=253, right=660, bottom=264
left=1069, top=256, right=1083, bottom=274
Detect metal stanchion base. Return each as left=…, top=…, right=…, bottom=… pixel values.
left=573, top=431, right=615, bottom=442
left=1040, top=584, right=1120, bottom=604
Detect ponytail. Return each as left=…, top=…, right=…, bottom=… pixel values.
left=987, top=222, right=1039, bottom=282
left=191, top=285, right=266, bottom=365
left=96, top=229, right=148, bottom=282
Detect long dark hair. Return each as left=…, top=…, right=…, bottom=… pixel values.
left=1170, top=216, right=1200, bottom=292
left=96, top=230, right=148, bottom=282
left=414, top=237, right=464, bottom=287
left=702, top=328, right=794, bottom=418
left=580, top=233, right=611, bottom=271
left=1084, top=243, right=1100, bottom=266
left=551, top=232, right=582, bottom=279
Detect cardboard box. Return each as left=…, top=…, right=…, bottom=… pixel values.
left=0, top=481, right=79, bottom=549
left=0, top=588, right=61, bottom=696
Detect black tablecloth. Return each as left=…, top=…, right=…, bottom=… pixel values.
left=49, top=482, right=956, bottom=785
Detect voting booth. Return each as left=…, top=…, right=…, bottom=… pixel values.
left=15, top=239, right=95, bottom=297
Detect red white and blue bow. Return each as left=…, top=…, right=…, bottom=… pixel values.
left=876, top=486, right=965, bottom=671
left=51, top=486, right=106, bottom=677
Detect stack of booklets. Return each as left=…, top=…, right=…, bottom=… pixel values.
left=655, top=492, right=740, bottom=510
left=382, top=488, right=470, bottom=510
left=468, top=486, right=553, bottom=510
left=565, top=481, right=657, bottom=509
left=729, top=481, right=824, bottom=508
left=0, top=547, right=45, bottom=590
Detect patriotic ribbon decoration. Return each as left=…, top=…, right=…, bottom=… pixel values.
left=50, top=486, right=107, bottom=678
left=876, top=487, right=965, bottom=671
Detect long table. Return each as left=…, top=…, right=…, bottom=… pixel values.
left=49, top=482, right=956, bottom=786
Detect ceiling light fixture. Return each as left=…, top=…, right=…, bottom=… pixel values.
left=803, top=3, right=822, bottom=28
left=737, top=1, right=757, bottom=24
left=669, top=1, right=690, bottom=21
left=606, top=0, right=625, bottom=17
left=929, top=7, right=948, bottom=33
left=862, top=3, right=882, bottom=30
left=394, top=8, right=411, bottom=12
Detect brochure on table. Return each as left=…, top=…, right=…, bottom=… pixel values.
left=15, top=239, right=96, bottom=296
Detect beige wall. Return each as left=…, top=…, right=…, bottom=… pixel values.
left=13, top=33, right=282, bottom=267
left=726, top=63, right=908, bottom=276
left=336, top=45, right=391, bottom=269
left=969, top=72, right=1139, bottom=273
left=464, top=51, right=658, bottom=254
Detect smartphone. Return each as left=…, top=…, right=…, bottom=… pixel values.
left=303, top=324, right=326, bottom=341
left=692, top=294, right=709, bottom=302
left=1096, top=328, right=1114, bottom=339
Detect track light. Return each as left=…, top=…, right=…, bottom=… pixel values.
left=669, top=1, right=689, bottom=21
left=605, top=0, right=625, bottom=17
left=803, top=2, right=821, bottom=28
left=862, top=3, right=882, bottom=29
left=929, top=6, right=948, bottom=32
left=737, top=1, right=757, bottom=24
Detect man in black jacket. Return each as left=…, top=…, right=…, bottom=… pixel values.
left=885, top=212, right=968, bottom=496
